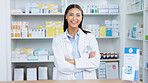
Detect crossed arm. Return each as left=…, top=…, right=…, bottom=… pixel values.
left=65, top=51, right=96, bottom=64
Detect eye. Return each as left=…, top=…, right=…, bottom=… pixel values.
left=77, top=15, right=80, bottom=17
left=69, top=13, right=73, bottom=16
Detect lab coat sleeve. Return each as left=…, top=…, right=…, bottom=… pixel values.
left=52, top=37, right=84, bottom=74
left=75, top=34, right=100, bottom=71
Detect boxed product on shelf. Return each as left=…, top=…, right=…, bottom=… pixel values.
left=99, top=4, right=109, bottom=13
left=90, top=5, right=98, bottom=13
left=39, top=4, right=59, bottom=14
left=52, top=67, right=57, bottom=80
left=29, top=29, right=45, bottom=37
left=86, top=24, right=100, bottom=37
left=111, top=20, right=119, bottom=37
left=106, top=62, right=118, bottom=79
left=108, top=4, right=119, bottom=13
left=27, top=67, right=37, bottom=81
left=38, top=66, right=48, bottom=80
left=11, top=9, right=22, bottom=14
left=127, top=0, right=144, bottom=12
left=28, top=56, right=38, bottom=61
left=46, top=21, right=64, bottom=37
left=98, top=62, right=106, bottom=79
left=100, top=26, right=106, bottom=37
left=13, top=66, right=25, bottom=81
left=48, top=55, right=54, bottom=62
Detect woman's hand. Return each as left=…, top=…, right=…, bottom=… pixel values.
left=65, top=59, right=75, bottom=64
left=89, top=51, right=96, bottom=59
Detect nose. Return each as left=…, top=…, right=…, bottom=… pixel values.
left=73, top=15, right=77, bottom=20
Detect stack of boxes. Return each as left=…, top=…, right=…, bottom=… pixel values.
left=28, top=29, right=45, bottom=37
left=83, top=4, right=119, bottom=13
left=25, top=3, right=59, bottom=14
left=85, top=24, right=100, bottom=37
left=85, top=20, right=119, bottom=38
left=128, top=22, right=143, bottom=39
left=11, top=21, right=63, bottom=38
left=105, top=20, right=112, bottom=37
left=11, top=21, right=29, bottom=38
left=98, top=62, right=106, bottom=79
left=46, top=21, right=64, bottom=37
left=127, top=0, right=144, bottom=12
left=11, top=48, right=50, bottom=61
left=112, top=20, right=119, bottom=37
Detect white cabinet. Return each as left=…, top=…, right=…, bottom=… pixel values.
left=8, top=0, right=123, bottom=81
left=124, top=0, right=148, bottom=82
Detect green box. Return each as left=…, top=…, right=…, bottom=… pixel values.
left=145, top=35, right=148, bottom=40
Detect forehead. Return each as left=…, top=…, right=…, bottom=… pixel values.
left=68, top=8, right=81, bottom=14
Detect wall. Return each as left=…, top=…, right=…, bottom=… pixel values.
left=0, top=0, right=9, bottom=81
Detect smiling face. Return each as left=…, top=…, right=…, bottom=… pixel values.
left=66, top=8, right=82, bottom=29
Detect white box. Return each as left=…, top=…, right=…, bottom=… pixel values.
left=106, top=62, right=119, bottom=79
left=99, top=5, right=109, bottom=13
left=38, top=66, right=48, bottom=80
left=48, top=55, right=54, bottom=61
left=27, top=67, right=37, bottom=81
left=28, top=56, right=38, bottom=61
left=14, top=68, right=24, bottom=81
left=52, top=67, right=57, bottom=80
left=109, top=4, right=119, bottom=13
left=38, top=56, right=48, bottom=61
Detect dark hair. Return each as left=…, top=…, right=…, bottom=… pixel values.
left=63, top=4, right=90, bottom=34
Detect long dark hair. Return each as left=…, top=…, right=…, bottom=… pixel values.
left=64, top=4, right=90, bottom=34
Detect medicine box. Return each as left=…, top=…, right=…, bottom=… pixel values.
left=108, top=4, right=119, bottom=13
left=100, top=26, right=106, bottom=37
left=38, top=66, right=48, bottom=80
left=48, top=55, right=54, bottom=62
left=27, top=67, right=37, bottom=81
left=14, top=67, right=25, bottom=81
left=99, top=5, right=109, bottom=13
left=106, top=62, right=119, bottom=79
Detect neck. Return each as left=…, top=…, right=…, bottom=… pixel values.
left=68, top=27, right=79, bottom=39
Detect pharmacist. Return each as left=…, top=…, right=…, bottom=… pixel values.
left=52, top=4, right=100, bottom=80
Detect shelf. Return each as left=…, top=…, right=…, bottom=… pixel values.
left=145, top=9, right=148, bottom=11
left=11, top=60, right=54, bottom=63
left=96, top=37, right=120, bottom=39
left=11, top=37, right=53, bottom=40
left=145, top=40, right=148, bottom=42
left=100, top=59, right=120, bottom=62
left=11, top=37, right=120, bottom=40
left=11, top=13, right=120, bottom=16
left=126, top=10, right=143, bottom=15
left=84, top=13, right=120, bottom=15
left=11, top=13, right=64, bottom=16
left=126, top=37, right=143, bottom=41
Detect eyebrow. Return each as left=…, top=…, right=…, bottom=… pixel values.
left=69, top=12, right=81, bottom=15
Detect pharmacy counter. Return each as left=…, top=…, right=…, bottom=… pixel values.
left=0, top=79, right=142, bottom=83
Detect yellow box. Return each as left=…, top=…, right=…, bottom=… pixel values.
left=37, top=26, right=41, bottom=29
left=100, top=26, right=106, bottom=37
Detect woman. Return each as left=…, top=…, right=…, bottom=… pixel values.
left=52, top=4, right=100, bottom=80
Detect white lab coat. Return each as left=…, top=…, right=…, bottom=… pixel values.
left=52, top=29, right=100, bottom=80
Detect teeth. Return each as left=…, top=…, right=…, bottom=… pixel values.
left=72, top=21, right=77, bottom=23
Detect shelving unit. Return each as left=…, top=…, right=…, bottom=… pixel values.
left=7, top=0, right=124, bottom=81
left=143, top=0, right=148, bottom=82
left=125, top=0, right=147, bottom=82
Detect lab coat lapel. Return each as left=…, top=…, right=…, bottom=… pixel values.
left=63, top=32, right=73, bottom=59
left=78, top=29, right=85, bottom=57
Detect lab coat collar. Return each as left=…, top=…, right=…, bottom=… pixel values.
left=63, top=28, right=85, bottom=42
